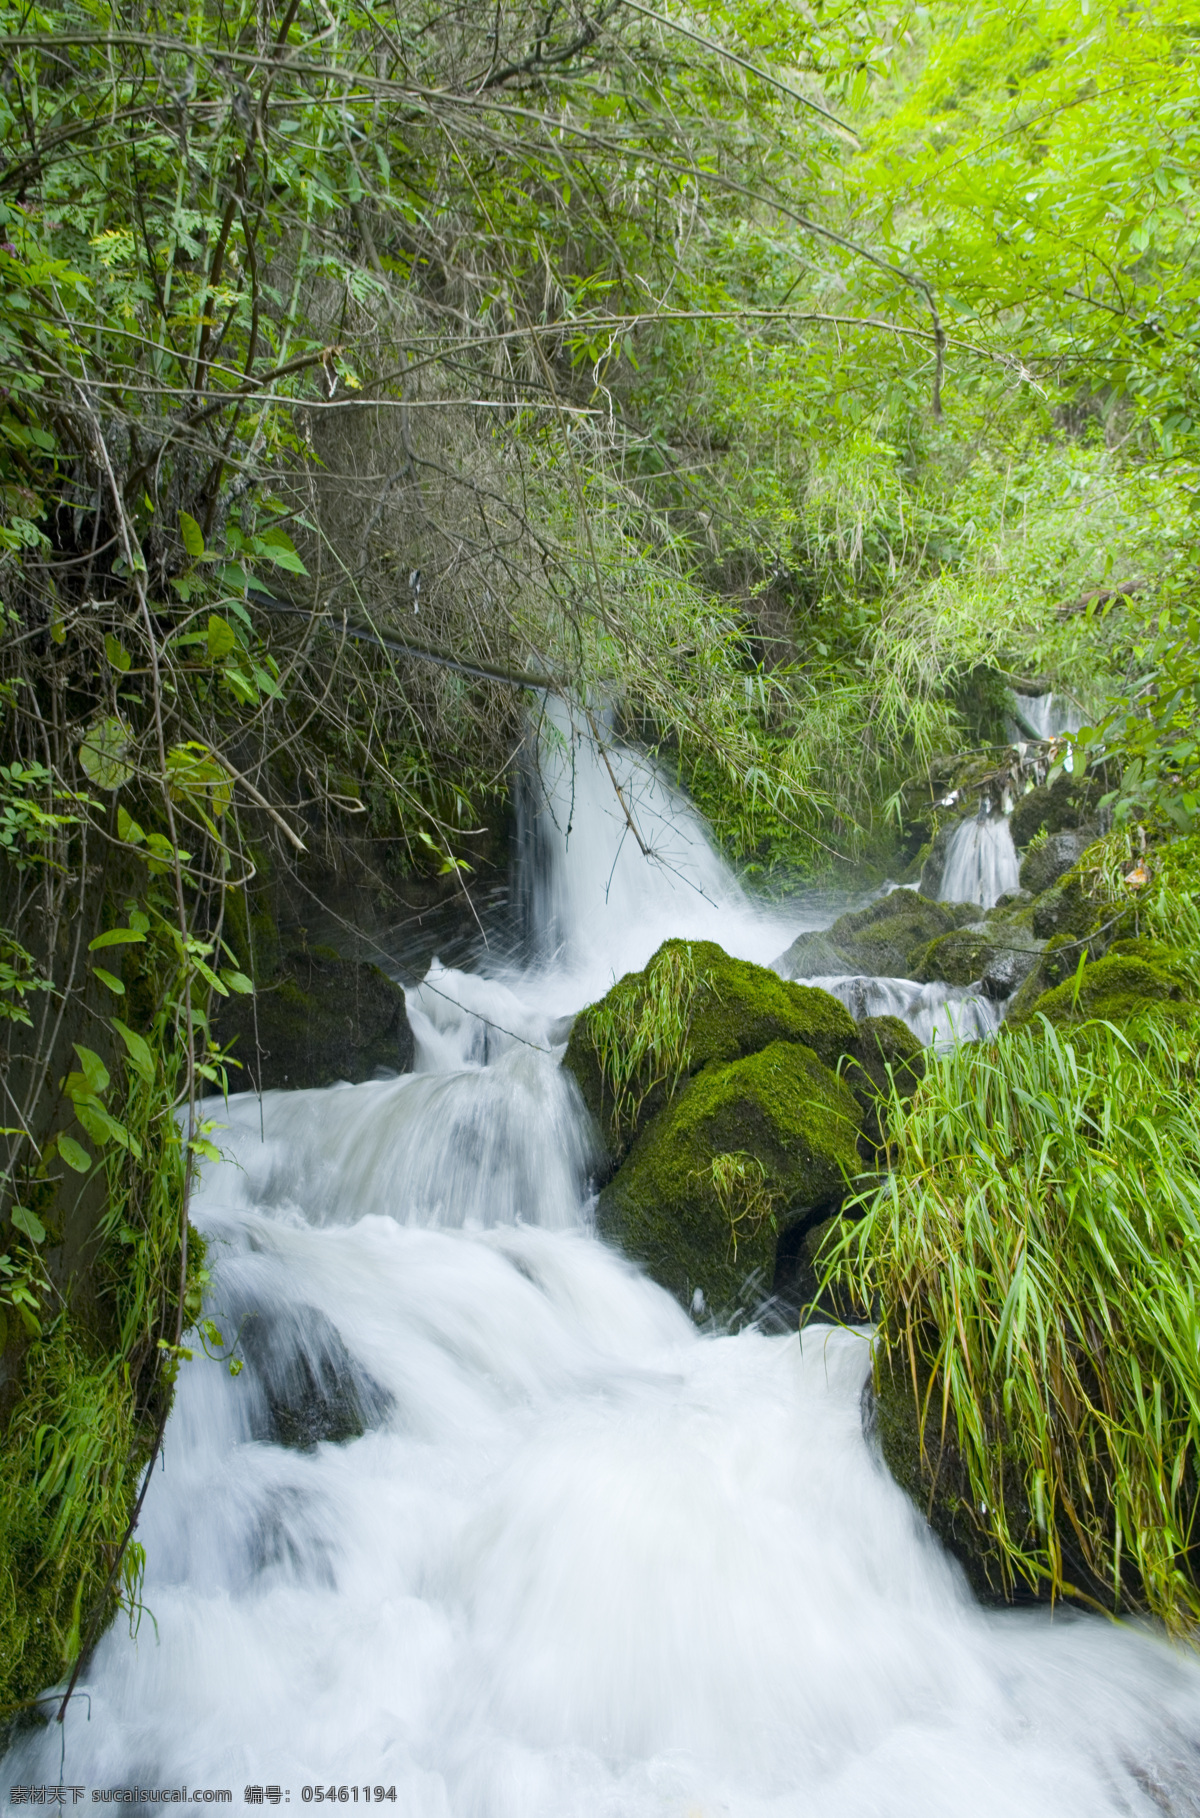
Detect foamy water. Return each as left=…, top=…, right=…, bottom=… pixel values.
left=9, top=710, right=1200, bottom=1814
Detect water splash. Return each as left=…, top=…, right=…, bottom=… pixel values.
left=805, top=974, right=1003, bottom=1048
left=940, top=811, right=1021, bottom=910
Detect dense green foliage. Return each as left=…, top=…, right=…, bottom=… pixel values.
left=832, top=875, right=1200, bottom=1631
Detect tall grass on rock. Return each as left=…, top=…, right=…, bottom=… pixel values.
left=833, top=1014, right=1200, bottom=1636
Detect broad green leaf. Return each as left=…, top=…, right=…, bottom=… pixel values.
left=10, top=1205, right=45, bottom=1243
left=93, top=967, right=124, bottom=994
left=207, top=614, right=238, bottom=661
left=89, top=928, right=146, bottom=950
left=79, top=717, right=133, bottom=790
left=117, top=806, right=145, bottom=845
left=71, top=1043, right=109, bottom=1095
left=104, top=632, right=131, bottom=672
left=111, top=1017, right=154, bottom=1082
left=56, top=1135, right=91, bottom=1173
left=179, top=511, right=205, bottom=560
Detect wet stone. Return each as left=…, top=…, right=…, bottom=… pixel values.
left=239, top=1303, right=394, bottom=1450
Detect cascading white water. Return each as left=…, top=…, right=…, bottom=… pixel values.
left=939, top=811, right=1021, bottom=910
left=1012, top=690, right=1085, bottom=740
left=10, top=717, right=1200, bottom=1815
left=805, top=974, right=1003, bottom=1048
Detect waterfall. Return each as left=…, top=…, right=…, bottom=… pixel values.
left=805, top=974, right=1003, bottom=1048
left=513, top=697, right=791, bottom=986
left=939, top=810, right=1021, bottom=910
left=8, top=715, right=1200, bottom=1814
left=1012, top=690, right=1084, bottom=741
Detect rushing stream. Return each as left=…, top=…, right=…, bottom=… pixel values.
left=10, top=709, right=1200, bottom=1814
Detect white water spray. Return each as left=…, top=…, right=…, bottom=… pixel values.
left=940, top=810, right=1021, bottom=910
left=805, top=974, right=1003, bottom=1047
left=1012, top=690, right=1085, bottom=740
left=9, top=717, right=1200, bottom=1815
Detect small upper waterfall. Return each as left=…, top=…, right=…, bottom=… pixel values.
left=1011, top=690, right=1084, bottom=740
left=513, top=697, right=801, bottom=994
left=939, top=809, right=1021, bottom=910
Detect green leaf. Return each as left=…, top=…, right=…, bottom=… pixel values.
left=207, top=614, right=239, bottom=661
left=89, top=928, right=146, bottom=950
left=104, top=632, right=131, bottom=673
left=10, top=1205, right=45, bottom=1243
left=117, top=806, right=145, bottom=845
left=179, top=511, right=205, bottom=560
left=220, top=969, right=254, bottom=994
left=189, top=1137, right=222, bottom=1163
left=79, top=716, right=134, bottom=790
left=56, top=1135, right=91, bottom=1173
left=111, top=1017, right=154, bottom=1082
left=71, top=1043, right=110, bottom=1095
left=93, top=967, right=125, bottom=994
left=257, top=527, right=308, bottom=574
left=76, top=1100, right=141, bottom=1158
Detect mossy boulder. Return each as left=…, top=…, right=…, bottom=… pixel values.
left=1030, top=869, right=1098, bottom=941
left=869, top=1345, right=1041, bottom=1605
left=911, top=924, right=991, bottom=987
left=564, top=939, right=858, bottom=1161
left=1009, top=772, right=1102, bottom=849
left=870, top=1338, right=1132, bottom=1611
left=840, top=1014, right=925, bottom=1151
left=1008, top=939, right=1193, bottom=1031
left=1018, top=829, right=1094, bottom=896
left=774, top=890, right=977, bottom=982
left=213, top=945, right=415, bottom=1090
left=768, top=928, right=848, bottom=979
left=596, top=1040, right=864, bottom=1318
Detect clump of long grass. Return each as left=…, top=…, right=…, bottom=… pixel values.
left=832, top=1010, right=1200, bottom=1635
left=707, top=1152, right=783, bottom=1262
left=587, top=944, right=706, bottom=1145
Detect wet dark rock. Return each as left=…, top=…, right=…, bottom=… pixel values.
left=1009, top=772, right=1102, bottom=849
left=774, top=890, right=977, bottom=983
left=979, top=940, right=1044, bottom=1000
left=1018, top=829, right=1094, bottom=896
left=784, top=1211, right=859, bottom=1324
left=214, top=945, right=414, bottom=1091
left=239, top=1303, right=393, bottom=1449
left=911, top=924, right=991, bottom=987
left=1030, top=873, right=1096, bottom=942
left=768, top=929, right=848, bottom=979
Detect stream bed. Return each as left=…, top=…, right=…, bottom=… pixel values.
left=9, top=713, right=1200, bottom=1813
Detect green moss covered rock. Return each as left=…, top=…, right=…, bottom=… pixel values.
left=841, top=1014, right=925, bottom=1150
left=1009, top=772, right=1103, bottom=850
left=911, top=925, right=991, bottom=987
left=774, top=890, right=977, bottom=981
left=1018, top=829, right=1094, bottom=896
left=213, top=945, right=414, bottom=1091
left=563, top=939, right=857, bottom=1160
left=596, top=1040, right=864, bottom=1317
left=1009, top=939, right=1193, bottom=1031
